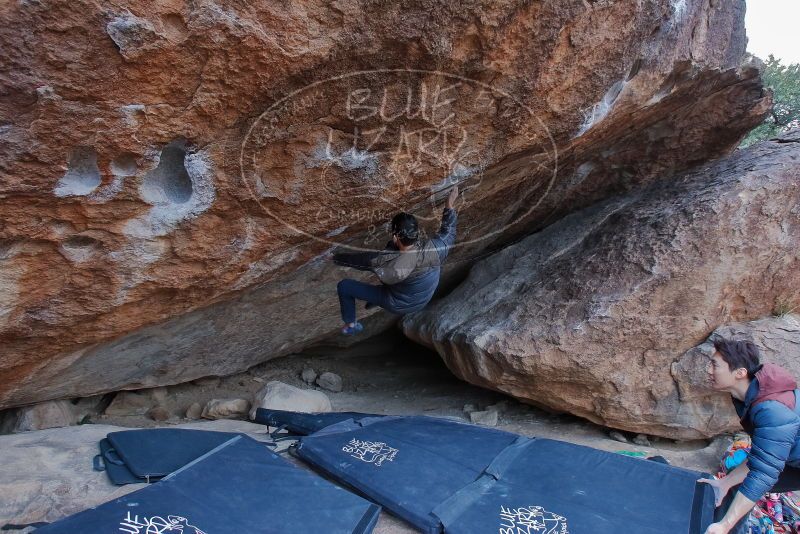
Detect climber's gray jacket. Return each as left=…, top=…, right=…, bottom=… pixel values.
left=333, top=207, right=457, bottom=313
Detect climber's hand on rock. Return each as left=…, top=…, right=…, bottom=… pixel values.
left=446, top=185, right=459, bottom=209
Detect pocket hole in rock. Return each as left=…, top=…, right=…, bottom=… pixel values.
left=60, top=235, right=102, bottom=263
left=111, top=153, right=138, bottom=176
left=55, top=147, right=102, bottom=197
left=141, top=140, right=193, bottom=204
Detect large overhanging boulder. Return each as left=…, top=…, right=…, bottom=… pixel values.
left=0, top=0, right=768, bottom=408
left=401, top=132, right=800, bottom=439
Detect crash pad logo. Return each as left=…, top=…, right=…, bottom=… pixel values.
left=119, top=512, right=206, bottom=534
left=499, top=505, right=568, bottom=534
left=342, top=438, right=398, bottom=467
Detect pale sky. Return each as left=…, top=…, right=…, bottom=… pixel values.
left=745, top=0, right=800, bottom=64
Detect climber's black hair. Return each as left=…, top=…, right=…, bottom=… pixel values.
left=713, top=338, right=761, bottom=379
left=391, top=212, right=418, bottom=246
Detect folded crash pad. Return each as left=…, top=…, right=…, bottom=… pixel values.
left=39, top=434, right=381, bottom=534
left=96, top=428, right=240, bottom=485
left=253, top=408, right=380, bottom=435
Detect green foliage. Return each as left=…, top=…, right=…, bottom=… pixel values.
left=740, top=54, right=800, bottom=148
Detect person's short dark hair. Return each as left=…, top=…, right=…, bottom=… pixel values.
left=391, top=212, right=418, bottom=246
left=713, top=338, right=761, bottom=378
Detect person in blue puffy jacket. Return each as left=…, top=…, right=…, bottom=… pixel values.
left=700, top=338, right=800, bottom=534
left=330, top=185, right=458, bottom=336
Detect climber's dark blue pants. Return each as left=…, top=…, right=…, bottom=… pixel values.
left=337, top=278, right=394, bottom=324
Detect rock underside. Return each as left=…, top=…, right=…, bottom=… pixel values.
left=1, top=0, right=792, bottom=443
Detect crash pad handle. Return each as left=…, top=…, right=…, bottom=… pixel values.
left=269, top=423, right=289, bottom=439
left=92, top=454, right=105, bottom=471
left=102, top=447, right=126, bottom=466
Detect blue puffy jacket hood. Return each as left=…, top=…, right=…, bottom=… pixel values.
left=735, top=363, right=800, bottom=502
left=751, top=363, right=797, bottom=410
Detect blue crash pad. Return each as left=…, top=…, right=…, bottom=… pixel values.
left=433, top=436, right=715, bottom=534
left=279, top=413, right=714, bottom=534
left=38, top=434, right=380, bottom=534
left=294, top=415, right=522, bottom=533
left=98, top=429, right=240, bottom=484
left=254, top=408, right=378, bottom=435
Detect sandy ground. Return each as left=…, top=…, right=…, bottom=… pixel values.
left=81, top=327, right=731, bottom=533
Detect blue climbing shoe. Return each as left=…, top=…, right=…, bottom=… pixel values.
left=341, top=322, right=364, bottom=336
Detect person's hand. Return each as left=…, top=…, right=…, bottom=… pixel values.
left=698, top=477, right=729, bottom=507
left=704, top=522, right=730, bottom=534
left=446, top=184, right=459, bottom=209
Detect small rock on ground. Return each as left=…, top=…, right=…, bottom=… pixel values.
left=633, top=434, right=651, bottom=447
left=469, top=410, right=498, bottom=426
left=201, top=398, right=250, bottom=420
left=609, top=430, right=628, bottom=443
left=486, top=401, right=509, bottom=414
left=301, top=367, right=318, bottom=385
left=148, top=387, right=169, bottom=405
left=147, top=406, right=170, bottom=422
left=104, top=392, right=152, bottom=416
left=185, top=402, right=203, bottom=419
left=317, top=372, right=343, bottom=392
left=249, top=381, right=332, bottom=420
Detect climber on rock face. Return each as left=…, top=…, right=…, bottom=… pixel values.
left=699, top=338, right=800, bottom=534
left=330, top=185, right=459, bottom=336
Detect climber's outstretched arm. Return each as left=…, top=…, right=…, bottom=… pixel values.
left=433, top=185, right=459, bottom=262
left=332, top=249, right=379, bottom=271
